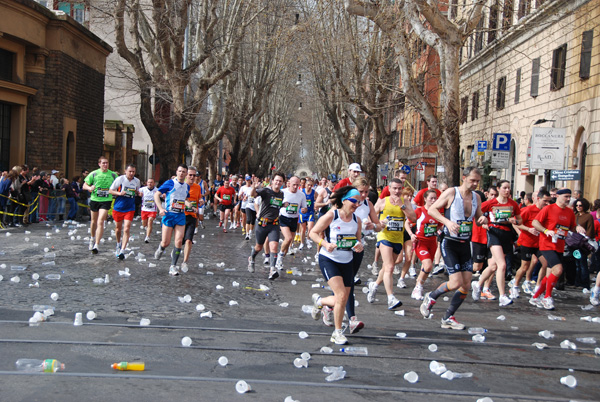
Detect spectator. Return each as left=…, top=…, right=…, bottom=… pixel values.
left=0, top=170, right=17, bottom=226
left=48, top=169, right=60, bottom=221
left=62, top=178, right=78, bottom=222
left=76, top=169, right=90, bottom=221
left=573, top=198, right=595, bottom=289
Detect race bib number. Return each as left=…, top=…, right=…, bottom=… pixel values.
left=555, top=224, right=569, bottom=240
left=336, top=234, right=357, bottom=250
left=270, top=197, right=283, bottom=207
left=386, top=216, right=404, bottom=231
left=286, top=203, right=299, bottom=214
left=424, top=223, right=437, bottom=237
left=185, top=201, right=197, bottom=212
left=97, top=188, right=109, bottom=198
left=124, top=187, right=136, bottom=198
left=307, top=200, right=312, bottom=207
left=171, top=200, right=185, bottom=212
left=247, top=196, right=255, bottom=204
left=457, top=220, right=473, bottom=236
left=491, top=206, right=512, bottom=223
left=144, top=200, right=155, bottom=209
left=223, top=194, right=231, bottom=201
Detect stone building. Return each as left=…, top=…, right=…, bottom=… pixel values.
left=0, top=0, right=111, bottom=178
left=458, top=0, right=599, bottom=198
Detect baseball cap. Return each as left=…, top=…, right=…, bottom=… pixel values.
left=348, top=163, right=362, bottom=172
left=245, top=175, right=251, bottom=180
left=328, top=173, right=338, bottom=182
left=51, top=169, right=59, bottom=174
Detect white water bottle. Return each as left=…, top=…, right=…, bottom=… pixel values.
left=16, top=358, right=65, bottom=373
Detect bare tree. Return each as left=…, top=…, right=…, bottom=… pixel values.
left=345, top=0, right=485, bottom=185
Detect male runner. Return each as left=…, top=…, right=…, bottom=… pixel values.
left=239, top=175, right=255, bottom=240
left=108, top=164, right=141, bottom=260
left=215, top=179, right=236, bottom=233
left=277, top=176, right=307, bottom=270
left=181, top=167, right=203, bottom=272
left=334, top=163, right=362, bottom=190
left=140, top=178, right=158, bottom=243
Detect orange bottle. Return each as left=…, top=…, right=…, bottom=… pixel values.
left=111, top=362, right=145, bottom=371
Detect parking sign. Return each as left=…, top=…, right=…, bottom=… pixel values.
left=492, top=133, right=511, bottom=151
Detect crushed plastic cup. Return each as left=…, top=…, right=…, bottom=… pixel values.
left=279, top=302, right=289, bottom=308
left=259, top=284, right=270, bottom=291
left=74, top=312, right=83, bottom=326
left=284, top=397, right=299, bottom=402
left=575, top=337, right=596, bottom=344
left=216, top=285, right=224, bottom=290
left=324, top=366, right=346, bottom=382
left=396, top=332, right=407, bottom=338
left=580, top=304, right=594, bottom=310
left=560, top=375, right=577, bottom=388
left=476, top=398, right=494, bottom=402
left=293, top=358, right=308, bottom=368
left=548, top=314, right=566, bottom=321
left=235, top=380, right=251, bottom=394
left=532, top=342, right=548, bottom=349
left=320, top=346, right=333, bottom=354
left=539, top=330, right=554, bottom=339
left=395, top=310, right=405, bottom=316
left=181, top=336, right=192, bottom=347
left=50, top=293, right=59, bottom=301
left=10, top=276, right=20, bottom=283
left=298, top=331, right=309, bottom=339
left=300, top=352, right=311, bottom=360
left=232, top=281, right=240, bottom=287
left=139, top=318, right=151, bottom=326
left=183, top=294, right=192, bottom=303
left=31, top=273, right=39, bottom=280
left=93, top=278, right=105, bottom=284
left=148, top=263, right=157, bottom=268
left=497, top=315, right=506, bottom=321
left=428, top=344, right=438, bottom=352
left=29, top=282, right=40, bottom=288
left=302, top=305, right=312, bottom=314
left=560, top=340, right=577, bottom=350
left=472, top=334, right=486, bottom=343
left=200, top=311, right=213, bottom=318
left=86, top=311, right=96, bottom=320
left=403, top=371, right=419, bottom=383
left=429, top=361, right=447, bottom=375
left=218, top=356, right=228, bottom=367
left=180, top=264, right=189, bottom=273
left=228, top=300, right=238, bottom=306
left=196, top=304, right=206, bottom=311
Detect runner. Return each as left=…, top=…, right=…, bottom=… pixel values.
left=108, top=164, right=141, bottom=260
left=472, top=180, right=522, bottom=307
left=421, top=167, right=487, bottom=330
left=153, top=164, right=190, bottom=277
left=181, top=167, right=203, bottom=273
left=277, top=176, right=307, bottom=270
left=195, top=172, right=208, bottom=229
left=82, top=156, right=117, bottom=254
left=299, top=178, right=316, bottom=250
left=367, top=178, right=416, bottom=310
left=333, top=163, right=362, bottom=190
left=247, top=172, right=285, bottom=280
left=408, top=189, right=442, bottom=300
left=140, top=178, right=158, bottom=243
left=239, top=175, right=255, bottom=240
left=531, top=188, right=584, bottom=310
left=215, top=179, right=236, bottom=233
left=310, top=186, right=364, bottom=345
left=212, top=174, right=223, bottom=217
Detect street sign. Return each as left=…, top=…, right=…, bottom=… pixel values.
left=491, top=151, right=510, bottom=169
left=436, top=165, right=445, bottom=173
left=415, top=162, right=424, bottom=171
left=492, top=133, right=511, bottom=151
left=477, top=141, right=487, bottom=156
left=400, top=164, right=411, bottom=174
left=530, top=127, right=566, bottom=170
left=550, top=170, right=581, bottom=181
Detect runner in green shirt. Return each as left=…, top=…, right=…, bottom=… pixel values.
left=83, top=156, right=117, bottom=254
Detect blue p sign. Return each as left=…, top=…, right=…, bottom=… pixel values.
left=492, top=133, right=511, bottom=151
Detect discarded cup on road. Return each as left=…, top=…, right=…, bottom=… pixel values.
left=298, top=331, right=309, bottom=339
left=538, top=330, right=554, bottom=339
left=476, top=398, right=494, bottom=402
left=497, top=315, right=505, bottom=321
left=93, top=278, right=105, bottom=284
left=218, top=356, right=228, bottom=367
left=560, top=375, right=577, bottom=388
left=324, top=366, right=346, bottom=382
left=532, top=342, right=548, bottom=349
left=395, top=310, right=405, bottom=316
left=301, top=352, right=311, bottom=361
left=196, top=304, right=205, bottom=311
left=140, top=318, right=151, bottom=326
left=293, top=358, right=308, bottom=368
left=50, top=293, right=59, bottom=301
left=429, top=361, right=447, bottom=375
left=73, top=312, right=83, bottom=326
left=216, top=285, right=224, bottom=290
left=284, top=397, right=299, bottom=402
left=235, top=380, right=251, bottom=394
left=32, top=273, right=39, bottom=280
left=11, top=276, right=21, bottom=283
left=403, top=371, right=418, bottom=383
left=575, top=337, right=596, bottom=344
left=86, top=311, right=96, bottom=320
left=396, top=332, right=407, bottom=338
left=319, top=346, right=333, bottom=354
left=428, top=344, right=438, bottom=352
left=548, top=314, right=565, bottom=321
left=200, top=311, right=212, bottom=318
left=181, top=336, right=192, bottom=347
left=560, top=340, right=577, bottom=350
left=229, top=300, right=238, bottom=306
left=472, top=334, right=486, bottom=343
left=232, top=281, right=240, bottom=287
left=148, top=263, right=157, bottom=268
left=279, top=302, right=289, bottom=308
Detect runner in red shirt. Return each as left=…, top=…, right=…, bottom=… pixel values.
left=512, top=190, right=551, bottom=297
left=379, top=170, right=407, bottom=199
left=333, top=163, right=362, bottom=190
left=472, top=180, right=522, bottom=307
left=215, top=180, right=237, bottom=233
left=413, top=175, right=441, bottom=207
left=531, top=188, right=584, bottom=310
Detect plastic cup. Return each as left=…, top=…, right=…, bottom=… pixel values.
left=218, top=356, right=228, bottom=367
left=300, top=352, right=311, bottom=361
left=50, top=293, right=59, bottom=301
left=293, top=358, right=308, bottom=368
left=140, top=318, right=151, bottom=326
left=86, top=311, right=96, bottom=320
left=428, top=344, right=438, bottom=352
left=560, top=375, right=577, bottom=388
left=298, top=331, right=309, bottom=339
left=196, top=304, right=206, bottom=311
left=181, top=336, right=192, bottom=347
left=74, top=312, right=83, bottom=326
left=235, top=380, right=251, bottom=394
left=403, top=371, right=419, bottom=383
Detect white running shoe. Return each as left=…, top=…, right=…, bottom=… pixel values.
left=311, top=293, right=322, bottom=320
left=349, top=316, right=364, bottom=334
left=155, top=247, right=164, bottom=260
left=89, top=238, right=95, bottom=251
left=371, top=261, right=378, bottom=275
left=306, top=240, right=312, bottom=250
left=263, top=256, right=270, bottom=265
left=322, top=306, right=334, bottom=326
left=522, top=281, right=533, bottom=295
left=499, top=294, right=513, bottom=307
left=144, top=236, right=150, bottom=243
left=247, top=256, right=255, bottom=272
left=509, top=286, right=520, bottom=299
left=275, top=256, right=284, bottom=270
left=529, top=296, right=543, bottom=308
left=441, top=316, right=465, bottom=330
left=180, top=262, right=189, bottom=273
left=388, top=296, right=403, bottom=310
left=393, top=265, right=400, bottom=275
left=367, top=282, right=378, bottom=303
left=420, top=292, right=435, bottom=318
left=298, top=243, right=304, bottom=250
left=408, top=266, right=417, bottom=277
left=471, top=281, right=481, bottom=301
left=397, top=278, right=406, bottom=288
left=542, top=297, right=555, bottom=310
left=169, top=265, right=179, bottom=276
left=411, top=285, right=424, bottom=300
left=330, top=329, right=348, bottom=345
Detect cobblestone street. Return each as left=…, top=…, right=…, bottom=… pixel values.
left=0, top=217, right=599, bottom=402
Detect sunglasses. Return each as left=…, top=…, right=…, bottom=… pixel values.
left=188, top=174, right=197, bottom=177
left=345, top=198, right=359, bottom=204
left=576, top=204, right=583, bottom=207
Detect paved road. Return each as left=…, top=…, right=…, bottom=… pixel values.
left=0, top=217, right=599, bottom=402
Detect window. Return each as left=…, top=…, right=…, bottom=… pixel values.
left=502, top=0, right=514, bottom=32
left=485, top=84, right=491, bottom=116
left=460, top=96, right=468, bottom=124
left=488, top=1, right=498, bottom=44
left=474, top=16, right=484, bottom=54
left=472, top=91, right=479, bottom=121
left=551, top=44, right=567, bottom=91
left=496, top=76, right=506, bottom=110
left=450, top=0, right=458, bottom=20
left=530, top=57, right=540, bottom=97
left=518, top=0, right=531, bottom=19
left=580, top=30, right=593, bottom=80
left=0, top=49, right=14, bottom=82
left=515, top=68, right=521, bottom=104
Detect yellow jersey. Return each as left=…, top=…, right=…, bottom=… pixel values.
left=376, top=197, right=406, bottom=244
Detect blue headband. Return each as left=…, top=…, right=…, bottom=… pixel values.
left=342, top=189, right=360, bottom=201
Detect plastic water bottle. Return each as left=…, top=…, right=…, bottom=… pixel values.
left=576, top=337, right=596, bottom=344
left=340, top=346, right=368, bottom=356
left=111, top=361, right=145, bottom=371
left=16, top=358, right=65, bottom=373
left=467, top=327, right=487, bottom=335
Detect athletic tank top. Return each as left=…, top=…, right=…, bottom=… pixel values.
left=376, top=197, right=405, bottom=244
left=443, top=186, right=477, bottom=241
left=319, top=188, right=332, bottom=215
left=320, top=210, right=358, bottom=264
left=354, top=199, right=372, bottom=236
left=303, top=188, right=316, bottom=213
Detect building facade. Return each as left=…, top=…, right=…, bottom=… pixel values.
left=0, top=0, right=111, bottom=178
left=458, top=0, right=599, bottom=199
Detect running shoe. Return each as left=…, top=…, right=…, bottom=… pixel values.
left=268, top=268, right=279, bottom=281
left=590, top=287, right=599, bottom=306
left=91, top=245, right=99, bottom=255
left=330, top=329, right=348, bottom=345
left=354, top=276, right=361, bottom=285
left=411, top=285, right=424, bottom=300
left=115, top=243, right=121, bottom=258
left=118, top=253, right=125, bottom=261
left=431, top=264, right=446, bottom=276
left=223, top=228, right=227, bottom=233
left=408, top=266, right=417, bottom=277
left=322, top=306, right=334, bottom=326
left=522, top=280, right=533, bottom=295
left=144, top=236, right=150, bottom=244
left=397, top=278, right=407, bottom=288
left=247, top=256, right=255, bottom=273
left=275, top=256, right=284, bottom=270
left=471, top=281, right=481, bottom=301
left=298, top=243, right=304, bottom=250
left=263, top=256, right=270, bottom=265
left=499, top=294, right=513, bottom=307
left=154, top=247, right=164, bottom=260
left=371, top=261, right=378, bottom=275
left=509, top=286, right=520, bottom=299
left=88, top=238, right=94, bottom=251
left=420, top=292, right=436, bottom=318
left=367, top=282, right=377, bottom=303
left=169, top=265, right=179, bottom=276
left=218, top=221, right=223, bottom=227
left=508, top=278, right=516, bottom=288
left=245, top=234, right=250, bottom=241
left=349, top=316, right=364, bottom=334
left=441, top=316, right=465, bottom=330
left=480, top=289, right=496, bottom=300
left=542, top=297, right=555, bottom=310
left=393, top=265, right=400, bottom=275
left=388, top=296, right=403, bottom=310
left=529, top=296, right=543, bottom=308
left=311, top=293, right=322, bottom=320
left=180, top=262, right=188, bottom=273
left=306, top=240, right=312, bottom=250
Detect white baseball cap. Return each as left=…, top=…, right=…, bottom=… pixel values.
left=348, top=163, right=362, bottom=172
